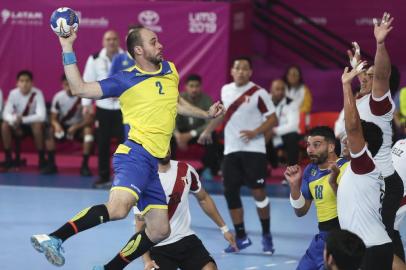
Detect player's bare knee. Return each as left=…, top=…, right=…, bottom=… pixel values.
left=105, top=200, right=133, bottom=220
left=148, top=222, right=170, bottom=242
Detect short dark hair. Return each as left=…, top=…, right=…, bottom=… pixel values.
left=186, top=74, right=202, bottom=84
left=126, top=25, right=145, bottom=59
left=361, top=120, right=383, bottom=157
left=17, top=70, right=33, bottom=81
left=326, top=230, right=366, bottom=270
left=232, top=56, right=252, bottom=69
left=283, top=65, right=304, bottom=88
left=308, top=126, right=336, bottom=144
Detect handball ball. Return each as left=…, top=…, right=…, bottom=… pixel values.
left=50, top=7, right=79, bottom=37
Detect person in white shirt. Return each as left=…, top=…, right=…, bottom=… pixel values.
left=342, top=13, right=404, bottom=254
left=1, top=70, right=46, bottom=170
left=267, top=79, right=300, bottom=167
left=134, top=151, right=236, bottom=270
left=392, top=139, right=406, bottom=264
left=338, top=61, right=393, bottom=270
left=81, top=30, right=124, bottom=188
left=41, top=75, right=94, bottom=176
left=198, top=57, right=278, bottom=253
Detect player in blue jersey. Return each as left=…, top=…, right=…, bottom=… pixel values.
left=31, top=25, right=224, bottom=270
left=285, top=126, right=348, bottom=270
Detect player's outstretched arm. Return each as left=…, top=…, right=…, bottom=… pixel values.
left=59, top=29, right=103, bottom=99
left=194, top=188, right=238, bottom=251
left=197, top=115, right=224, bottom=145
left=372, top=12, right=394, bottom=98
left=342, top=62, right=367, bottom=154
left=177, top=97, right=225, bottom=119
left=284, top=165, right=312, bottom=217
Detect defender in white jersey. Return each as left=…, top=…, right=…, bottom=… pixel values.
left=338, top=62, right=393, bottom=270
left=1, top=70, right=47, bottom=170
left=41, top=75, right=94, bottom=176
left=199, top=57, right=278, bottom=253
left=392, top=139, right=406, bottom=263
left=134, top=152, right=236, bottom=270
left=339, top=13, right=404, bottom=249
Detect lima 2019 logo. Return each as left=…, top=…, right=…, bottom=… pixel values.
left=138, top=10, right=162, bottom=32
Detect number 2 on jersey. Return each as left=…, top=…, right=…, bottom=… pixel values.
left=156, top=81, right=164, bottom=95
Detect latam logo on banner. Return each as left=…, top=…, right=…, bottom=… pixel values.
left=138, top=10, right=162, bottom=32
left=189, top=12, right=217, bottom=34
left=75, top=11, right=109, bottom=28
left=1, top=9, right=43, bottom=26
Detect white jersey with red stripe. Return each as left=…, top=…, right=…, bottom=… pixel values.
left=392, top=139, right=406, bottom=196
left=221, top=81, right=275, bottom=155
left=337, top=145, right=391, bottom=247
left=134, top=160, right=202, bottom=246
left=356, top=92, right=395, bottom=177
left=51, top=90, right=83, bottom=126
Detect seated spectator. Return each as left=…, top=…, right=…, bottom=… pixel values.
left=1, top=70, right=46, bottom=170
left=173, top=74, right=221, bottom=176
left=283, top=65, right=313, bottom=114
left=41, top=75, right=94, bottom=175
left=266, top=79, right=300, bottom=167
left=324, top=230, right=366, bottom=270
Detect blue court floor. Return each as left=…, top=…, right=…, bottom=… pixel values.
left=1, top=184, right=405, bottom=270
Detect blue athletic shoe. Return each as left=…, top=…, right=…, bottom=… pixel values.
left=31, top=234, right=65, bottom=266
left=262, top=234, right=275, bottom=254
left=224, top=236, right=252, bottom=253
left=92, top=266, right=105, bottom=270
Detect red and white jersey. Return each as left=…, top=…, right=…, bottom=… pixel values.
left=221, top=81, right=275, bottom=155
left=134, top=160, right=202, bottom=246
left=337, top=145, right=391, bottom=247
left=2, top=87, right=46, bottom=125
left=392, top=139, right=406, bottom=197
left=51, top=90, right=83, bottom=126
left=356, top=92, right=395, bottom=177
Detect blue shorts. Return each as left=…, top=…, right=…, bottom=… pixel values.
left=111, top=140, right=167, bottom=215
left=297, top=232, right=327, bottom=270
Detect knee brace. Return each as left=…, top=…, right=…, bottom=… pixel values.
left=84, top=134, right=94, bottom=143
left=255, top=197, right=270, bottom=209
left=224, top=186, right=242, bottom=209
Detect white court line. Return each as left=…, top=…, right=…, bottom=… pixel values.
left=285, top=260, right=297, bottom=264
left=264, top=263, right=277, bottom=267
left=245, top=267, right=259, bottom=270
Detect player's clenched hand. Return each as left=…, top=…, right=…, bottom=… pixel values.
left=144, top=260, right=159, bottom=270
left=284, top=165, right=302, bottom=188
left=224, top=231, right=239, bottom=252
left=341, top=61, right=367, bottom=85
left=207, top=101, right=225, bottom=119
left=59, top=27, right=77, bottom=52
left=240, top=130, right=257, bottom=143
left=373, top=12, right=394, bottom=44
left=198, top=130, right=213, bottom=145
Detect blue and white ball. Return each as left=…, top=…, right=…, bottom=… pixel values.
left=50, top=7, right=79, bottom=37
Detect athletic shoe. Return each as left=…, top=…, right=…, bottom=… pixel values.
left=92, top=266, right=105, bottom=270
left=224, top=236, right=252, bottom=253
left=30, top=234, right=65, bottom=266
left=80, top=164, right=92, bottom=177
left=262, top=234, right=275, bottom=254
left=40, top=164, right=58, bottom=175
